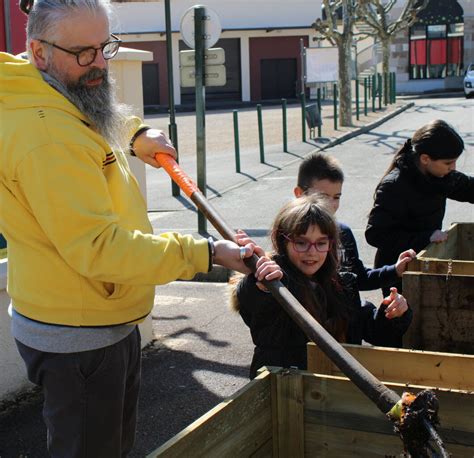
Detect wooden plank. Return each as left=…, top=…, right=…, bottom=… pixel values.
left=418, top=223, right=458, bottom=261
left=403, top=272, right=474, bottom=354
left=301, top=373, right=474, bottom=455
left=407, top=258, right=474, bottom=275
left=402, top=272, right=423, bottom=349
left=305, top=424, right=473, bottom=457
left=249, top=438, right=272, bottom=458
left=459, top=223, right=474, bottom=261
left=274, top=370, right=305, bottom=458
left=417, top=275, right=474, bottom=354
left=307, top=344, right=474, bottom=390
left=148, top=371, right=273, bottom=457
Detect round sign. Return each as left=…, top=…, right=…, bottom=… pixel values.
left=180, top=5, right=222, bottom=49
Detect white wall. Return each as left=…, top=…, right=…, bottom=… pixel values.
left=112, top=1, right=322, bottom=34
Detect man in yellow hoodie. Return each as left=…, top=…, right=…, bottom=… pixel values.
left=0, top=0, right=278, bottom=455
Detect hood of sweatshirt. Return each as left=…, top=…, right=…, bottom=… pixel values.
left=0, top=52, right=88, bottom=123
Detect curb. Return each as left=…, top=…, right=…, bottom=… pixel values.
left=318, top=102, right=415, bottom=150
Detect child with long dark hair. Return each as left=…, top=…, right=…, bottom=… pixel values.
left=366, top=119, right=474, bottom=295
left=232, top=194, right=412, bottom=379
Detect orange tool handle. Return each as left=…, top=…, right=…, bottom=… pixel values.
left=155, top=153, right=199, bottom=198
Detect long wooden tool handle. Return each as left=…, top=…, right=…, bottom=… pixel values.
left=156, top=153, right=399, bottom=413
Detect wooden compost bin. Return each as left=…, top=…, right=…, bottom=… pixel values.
left=148, top=344, right=474, bottom=457
left=403, top=222, right=474, bottom=354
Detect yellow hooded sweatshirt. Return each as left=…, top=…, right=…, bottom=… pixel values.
left=0, top=52, right=209, bottom=326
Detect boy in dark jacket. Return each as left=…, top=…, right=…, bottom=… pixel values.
left=294, top=153, right=415, bottom=292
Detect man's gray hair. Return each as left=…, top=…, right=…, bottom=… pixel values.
left=25, top=0, right=112, bottom=44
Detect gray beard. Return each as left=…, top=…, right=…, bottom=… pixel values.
left=41, top=68, right=131, bottom=151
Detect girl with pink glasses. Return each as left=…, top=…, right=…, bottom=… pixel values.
left=231, top=194, right=412, bottom=379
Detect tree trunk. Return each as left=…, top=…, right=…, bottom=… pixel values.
left=338, top=34, right=353, bottom=127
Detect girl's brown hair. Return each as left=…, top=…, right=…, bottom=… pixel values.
left=270, top=194, right=349, bottom=341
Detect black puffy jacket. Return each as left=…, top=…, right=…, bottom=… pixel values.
left=366, top=154, right=474, bottom=292
left=234, top=257, right=412, bottom=379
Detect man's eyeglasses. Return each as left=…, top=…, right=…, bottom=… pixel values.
left=38, top=34, right=122, bottom=67
left=283, top=234, right=332, bottom=253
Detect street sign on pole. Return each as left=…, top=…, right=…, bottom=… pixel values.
left=179, top=48, right=225, bottom=66
left=180, top=5, right=221, bottom=49
left=179, top=48, right=226, bottom=87
left=180, top=65, right=226, bottom=87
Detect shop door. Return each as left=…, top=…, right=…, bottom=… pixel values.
left=261, top=58, right=297, bottom=100
left=142, top=63, right=160, bottom=107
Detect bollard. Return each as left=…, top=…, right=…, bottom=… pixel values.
left=257, top=104, right=265, bottom=163
left=364, top=77, right=368, bottom=117
left=333, top=83, right=338, bottom=131
left=282, top=98, right=288, bottom=152
left=372, top=74, right=376, bottom=112
left=355, top=79, right=360, bottom=121
left=317, top=88, right=322, bottom=138
left=233, top=110, right=241, bottom=173
left=384, top=73, right=388, bottom=106
left=300, top=92, right=306, bottom=142
left=393, top=72, right=397, bottom=103
left=378, top=73, right=382, bottom=110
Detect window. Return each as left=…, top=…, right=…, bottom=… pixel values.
left=409, top=22, right=464, bottom=79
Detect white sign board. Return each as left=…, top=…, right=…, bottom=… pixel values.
left=179, top=48, right=225, bottom=67
left=180, top=5, right=221, bottom=49
left=305, top=47, right=339, bottom=83
left=180, top=65, right=226, bottom=87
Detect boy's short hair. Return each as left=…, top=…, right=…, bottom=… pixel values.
left=297, top=153, right=344, bottom=191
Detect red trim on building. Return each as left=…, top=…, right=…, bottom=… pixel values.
left=0, top=0, right=27, bottom=54
left=249, top=35, right=308, bottom=101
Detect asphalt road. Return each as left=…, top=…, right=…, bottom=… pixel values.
left=0, top=96, right=472, bottom=457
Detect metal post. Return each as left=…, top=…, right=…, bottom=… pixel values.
left=372, top=74, right=376, bottom=112
left=333, top=83, right=338, bottom=131
left=364, top=77, right=368, bottom=116
left=300, top=92, right=306, bottom=142
left=4, top=0, right=12, bottom=53
left=282, top=98, right=288, bottom=152
left=384, top=72, right=388, bottom=106
left=257, top=104, right=265, bottom=163
left=317, top=88, right=322, bottom=138
left=393, top=72, right=397, bottom=103
left=194, top=6, right=207, bottom=234
left=233, top=110, right=240, bottom=173
left=355, top=79, right=360, bottom=121
left=378, top=73, right=382, bottom=110
left=164, top=0, right=180, bottom=196
left=390, top=72, right=394, bottom=104
left=300, top=38, right=306, bottom=97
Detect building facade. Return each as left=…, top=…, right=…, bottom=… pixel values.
left=1, top=0, right=471, bottom=106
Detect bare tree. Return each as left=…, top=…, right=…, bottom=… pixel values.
left=312, top=0, right=359, bottom=127
left=357, top=0, right=428, bottom=98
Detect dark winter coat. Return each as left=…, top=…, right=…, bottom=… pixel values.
left=233, top=257, right=412, bottom=379
left=339, top=222, right=398, bottom=291
left=365, top=154, right=474, bottom=292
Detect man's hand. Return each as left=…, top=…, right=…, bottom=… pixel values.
left=395, top=249, right=416, bottom=277
left=131, top=129, right=177, bottom=168
left=430, top=229, right=448, bottom=243
left=214, top=239, right=268, bottom=275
